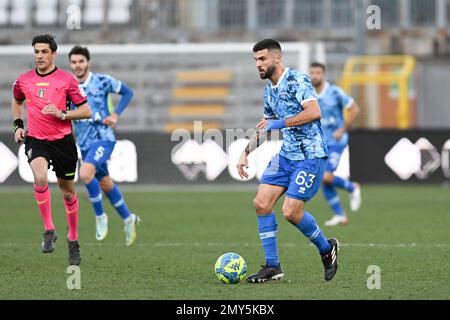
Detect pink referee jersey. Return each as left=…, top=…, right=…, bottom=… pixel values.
left=13, top=67, right=87, bottom=141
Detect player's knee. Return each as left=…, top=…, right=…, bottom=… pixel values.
left=33, top=173, right=48, bottom=186
left=282, top=205, right=304, bottom=224
left=62, top=189, right=76, bottom=201
left=99, top=177, right=114, bottom=193
left=253, top=197, right=273, bottom=215
left=79, top=165, right=95, bottom=183
left=281, top=205, right=294, bottom=222
left=322, top=172, right=334, bottom=185
left=101, top=183, right=113, bottom=193
left=57, top=181, right=76, bottom=201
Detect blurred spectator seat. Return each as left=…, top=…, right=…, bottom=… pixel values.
left=0, top=0, right=8, bottom=26
left=35, top=0, right=58, bottom=25
left=84, top=0, right=104, bottom=25
left=107, top=0, right=132, bottom=25
left=166, top=70, right=232, bottom=132
left=10, top=0, right=26, bottom=26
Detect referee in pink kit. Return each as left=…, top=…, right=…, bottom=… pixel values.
left=11, top=34, right=92, bottom=265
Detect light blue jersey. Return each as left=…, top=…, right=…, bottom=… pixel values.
left=263, top=68, right=328, bottom=161
left=72, top=72, right=121, bottom=151
left=315, top=81, right=353, bottom=147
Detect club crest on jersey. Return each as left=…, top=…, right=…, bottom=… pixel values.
left=38, top=89, right=45, bottom=98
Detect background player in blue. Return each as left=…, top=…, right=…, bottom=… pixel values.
left=237, top=39, right=339, bottom=283
left=68, top=46, right=141, bottom=246
left=309, top=62, right=362, bottom=227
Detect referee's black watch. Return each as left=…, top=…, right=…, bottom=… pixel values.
left=60, top=110, right=67, bottom=121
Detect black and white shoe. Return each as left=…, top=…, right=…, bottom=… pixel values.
left=246, top=265, right=284, bottom=283
left=321, top=238, right=339, bottom=281
left=41, top=230, right=57, bottom=253
left=67, top=239, right=81, bottom=265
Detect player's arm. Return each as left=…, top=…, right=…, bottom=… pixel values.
left=104, top=80, right=134, bottom=128
left=256, top=99, right=321, bottom=131
left=285, top=99, right=322, bottom=126
left=237, top=89, right=276, bottom=179
left=64, top=102, right=92, bottom=120
left=12, top=77, right=26, bottom=144
left=333, top=101, right=359, bottom=141
left=41, top=75, right=92, bottom=120
left=236, top=125, right=272, bottom=179
left=42, top=101, right=92, bottom=120
left=11, top=98, right=26, bottom=144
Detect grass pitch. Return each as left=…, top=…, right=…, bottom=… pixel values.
left=0, top=185, right=449, bottom=299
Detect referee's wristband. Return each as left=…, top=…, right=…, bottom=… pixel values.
left=13, top=119, right=24, bottom=132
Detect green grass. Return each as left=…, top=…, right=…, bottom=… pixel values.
left=0, top=185, right=449, bottom=299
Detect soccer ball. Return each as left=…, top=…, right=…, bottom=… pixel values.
left=214, top=252, right=247, bottom=284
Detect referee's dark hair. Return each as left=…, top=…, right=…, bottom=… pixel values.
left=68, top=46, right=91, bottom=62
left=32, top=34, right=57, bottom=52
left=253, top=39, right=282, bottom=53
left=310, top=62, right=327, bottom=72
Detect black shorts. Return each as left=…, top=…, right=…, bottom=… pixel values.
left=24, top=134, right=78, bottom=180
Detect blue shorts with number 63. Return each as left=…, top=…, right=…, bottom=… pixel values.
left=260, top=153, right=327, bottom=201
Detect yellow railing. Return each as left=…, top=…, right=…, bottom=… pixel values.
left=339, top=55, right=416, bottom=129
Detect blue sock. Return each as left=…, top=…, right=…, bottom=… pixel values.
left=333, top=176, right=355, bottom=192
left=106, top=185, right=131, bottom=220
left=322, top=184, right=345, bottom=216
left=295, top=212, right=331, bottom=254
left=85, top=178, right=104, bottom=217
left=257, top=213, right=279, bottom=267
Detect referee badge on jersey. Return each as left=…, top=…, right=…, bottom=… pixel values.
left=38, top=89, right=45, bottom=98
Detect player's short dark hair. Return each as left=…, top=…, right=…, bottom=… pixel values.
left=32, top=34, right=57, bottom=52
left=253, top=39, right=282, bottom=53
left=68, top=45, right=91, bottom=61
left=310, top=62, right=326, bottom=72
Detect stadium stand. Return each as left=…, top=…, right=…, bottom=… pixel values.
left=35, top=0, right=58, bottom=26
left=84, top=0, right=104, bottom=25
left=9, top=0, right=27, bottom=26
left=0, top=1, right=448, bottom=131
left=166, top=70, right=232, bottom=132
left=0, top=0, right=8, bottom=26
left=107, top=0, right=133, bottom=25
left=0, top=44, right=321, bottom=132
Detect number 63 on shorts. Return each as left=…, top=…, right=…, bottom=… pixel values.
left=260, top=154, right=327, bottom=202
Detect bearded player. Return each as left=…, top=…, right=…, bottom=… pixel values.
left=237, top=39, right=339, bottom=283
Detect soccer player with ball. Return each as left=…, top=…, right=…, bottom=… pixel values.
left=237, top=39, right=339, bottom=283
